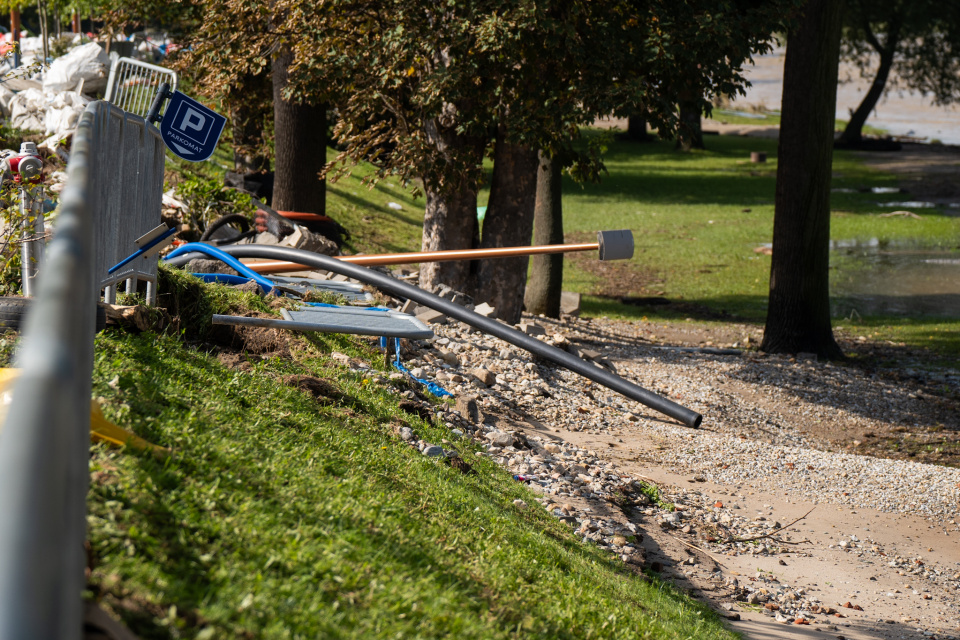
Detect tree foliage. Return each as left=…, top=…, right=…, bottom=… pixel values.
left=182, top=0, right=800, bottom=191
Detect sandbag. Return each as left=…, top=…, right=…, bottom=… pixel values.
left=8, top=88, right=45, bottom=131
left=42, top=42, right=109, bottom=93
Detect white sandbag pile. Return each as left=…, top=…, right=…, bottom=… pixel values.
left=42, top=42, right=109, bottom=93
left=0, top=43, right=107, bottom=150
left=7, top=88, right=90, bottom=149
left=9, top=88, right=47, bottom=131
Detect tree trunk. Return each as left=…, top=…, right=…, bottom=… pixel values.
left=420, top=181, right=479, bottom=293
left=272, top=48, right=326, bottom=214
left=231, top=72, right=272, bottom=174
left=836, top=39, right=897, bottom=146
left=471, top=125, right=539, bottom=324
left=418, top=119, right=483, bottom=293
left=761, top=0, right=844, bottom=359
left=523, top=150, right=564, bottom=317
left=625, top=112, right=652, bottom=142
left=675, top=101, right=704, bottom=150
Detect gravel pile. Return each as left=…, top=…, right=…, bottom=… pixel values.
left=380, top=313, right=960, bottom=524
left=328, top=298, right=960, bottom=637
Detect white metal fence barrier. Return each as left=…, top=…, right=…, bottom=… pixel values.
left=0, top=100, right=164, bottom=638
left=104, top=57, right=178, bottom=121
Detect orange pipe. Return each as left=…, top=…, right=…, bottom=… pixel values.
left=243, top=242, right=600, bottom=274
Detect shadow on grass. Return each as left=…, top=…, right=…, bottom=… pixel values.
left=581, top=293, right=768, bottom=324
left=327, top=185, right=422, bottom=227
left=92, top=333, right=723, bottom=639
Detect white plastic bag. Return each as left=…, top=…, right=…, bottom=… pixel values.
left=43, top=42, right=109, bottom=93
left=8, top=88, right=46, bottom=130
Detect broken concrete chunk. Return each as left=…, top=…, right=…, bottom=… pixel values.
left=433, top=284, right=474, bottom=307
left=455, top=395, right=484, bottom=423
left=188, top=258, right=239, bottom=275
left=560, top=291, right=581, bottom=316
left=278, top=224, right=339, bottom=256
left=472, top=302, right=496, bottom=317
left=416, top=309, right=448, bottom=325
left=399, top=299, right=417, bottom=315
left=579, top=349, right=602, bottom=361
left=518, top=322, right=546, bottom=336
left=469, top=368, right=496, bottom=387
left=485, top=430, right=516, bottom=448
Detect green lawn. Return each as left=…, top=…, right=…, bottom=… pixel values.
left=175, top=130, right=960, bottom=361
left=80, top=273, right=737, bottom=639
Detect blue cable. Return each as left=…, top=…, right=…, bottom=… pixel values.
left=303, top=302, right=391, bottom=312
left=191, top=273, right=253, bottom=286
left=381, top=336, right=452, bottom=398
left=164, top=242, right=276, bottom=294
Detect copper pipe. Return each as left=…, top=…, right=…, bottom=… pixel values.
left=243, top=242, right=600, bottom=274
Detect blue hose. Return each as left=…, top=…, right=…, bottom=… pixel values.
left=165, top=243, right=276, bottom=294
left=191, top=273, right=254, bottom=286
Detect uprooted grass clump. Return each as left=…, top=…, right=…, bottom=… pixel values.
left=157, top=263, right=279, bottom=341
left=86, top=281, right=737, bottom=639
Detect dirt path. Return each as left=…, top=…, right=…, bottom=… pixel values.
left=463, top=312, right=959, bottom=640
left=499, top=390, right=959, bottom=640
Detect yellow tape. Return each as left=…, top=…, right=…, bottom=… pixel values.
left=0, top=368, right=169, bottom=458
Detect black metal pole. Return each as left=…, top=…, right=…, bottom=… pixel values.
left=168, top=244, right=703, bottom=428
left=146, top=82, right=172, bottom=126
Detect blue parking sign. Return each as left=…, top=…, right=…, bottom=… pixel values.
left=159, top=91, right=227, bottom=162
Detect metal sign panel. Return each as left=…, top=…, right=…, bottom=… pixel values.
left=159, top=91, right=226, bottom=162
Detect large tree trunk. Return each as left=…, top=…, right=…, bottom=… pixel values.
left=418, top=119, right=483, bottom=293
left=625, top=112, right=652, bottom=142
left=471, top=125, right=539, bottom=324
left=675, top=101, right=704, bottom=151
left=523, top=150, right=564, bottom=317
left=761, top=0, right=844, bottom=359
left=836, top=24, right=900, bottom=146
left=231, top=72, right=272, bottom=174
left=420, top=181, right=479, bottom=292
left=272, top=49, right=326, bottom=214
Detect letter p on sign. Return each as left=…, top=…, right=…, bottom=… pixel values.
left=178, top=107, right=207, bottom=137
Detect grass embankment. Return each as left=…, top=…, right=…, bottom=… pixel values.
left=82, top=270, right=735, bottom=639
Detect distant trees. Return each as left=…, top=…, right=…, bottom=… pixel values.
left=837, top=0, right=960, bottom=145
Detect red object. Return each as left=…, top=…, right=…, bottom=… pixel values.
left=8, top=155, right=43, bottom=185
left=276, top=210, right=330, bottom=222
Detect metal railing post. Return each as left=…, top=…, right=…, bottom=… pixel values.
left=0, top=105, right=98, bottom=639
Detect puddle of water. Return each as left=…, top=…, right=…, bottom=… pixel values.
left=830, top=239, right=960, bottom=317
left=878, top=201, right=940, bottom=208
left=832, top=187, right=904, bottom=194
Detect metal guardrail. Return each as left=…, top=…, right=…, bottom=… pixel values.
left=92, top=102, right=166, bottom=304
left=0, top=103, right=100, bottom=639
left=104, top=56, right=178, bottom=120
left=0, top=100, right=163, bottom=638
